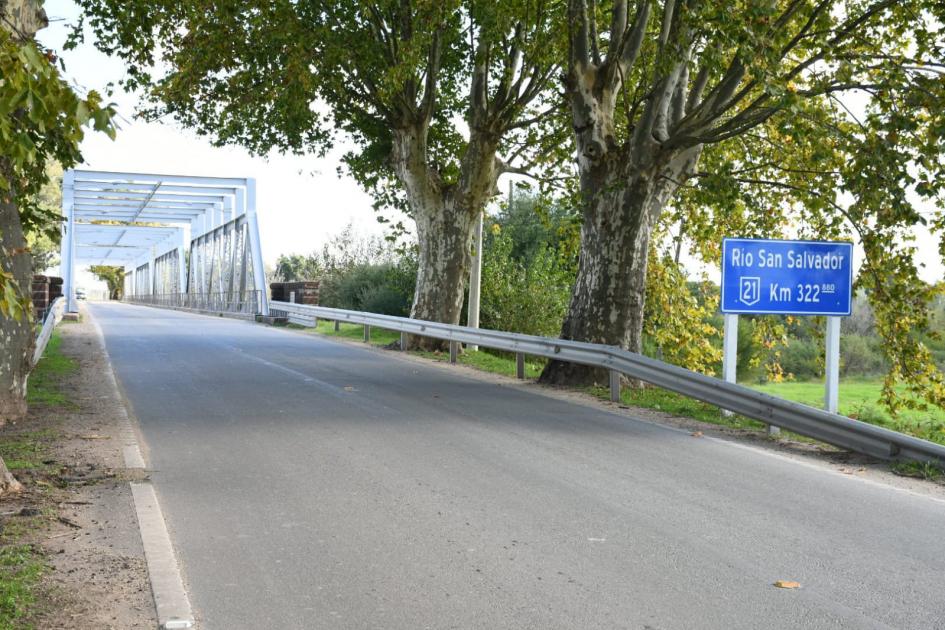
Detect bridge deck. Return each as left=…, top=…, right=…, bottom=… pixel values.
left=91, top=302, right=945, bottom=630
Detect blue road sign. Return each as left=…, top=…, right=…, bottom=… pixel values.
left=721, top=238, right=853, bottom=316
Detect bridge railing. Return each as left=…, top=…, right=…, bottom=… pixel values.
left=125, top=291, right=261, bottom=315
left=33, top=296, right=65, bottom=367
left=269, top=300, right=945, bottom=468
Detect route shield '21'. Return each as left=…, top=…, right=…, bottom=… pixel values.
left=721, top=238, right=853, bottom=316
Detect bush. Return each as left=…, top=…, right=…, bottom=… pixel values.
left=779, top=338, right=821, bottom=380
left=840, top=334, right=887, bottom=377
left=319, top=255, right=417, bottom=316
left=479, top=228, right=572, bottom=337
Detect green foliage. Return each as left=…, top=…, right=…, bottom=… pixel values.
left=26, top=162, right=64, bottom=273
left=272, top=254, right=320, bottom=283
left=0, top=32, right=114, bottom=236
left=320, top=260, right=417, bottom=317
left=644, top=254, right=721, bottom=375
left=480, top=220, right=573, bottom=338
left=88, top=265, right=123, bottom=300
left=752, top=379, right=945, bottom=446
left=70, top=0, right=566, bottom=220
left=779, top=339, right=821, bottom=381
left=1, top=29, right=114, bottom=323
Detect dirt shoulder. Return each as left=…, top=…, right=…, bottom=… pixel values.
left=0, top=308, right=155, bottom=629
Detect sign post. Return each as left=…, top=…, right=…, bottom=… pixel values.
left=720, top=238, right=853, bottom=428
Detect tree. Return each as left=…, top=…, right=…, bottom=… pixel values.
left=0, top=0, right=114, bottom=493
left=273, top=254, right=321, bottom=283
left=541, top=0, right=945, bottom=400
left=89, top=265, right=124, bottom=300
left=73, top=0, right=567, bottom=347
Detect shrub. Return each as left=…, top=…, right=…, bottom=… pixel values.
left=319, top=255, right=417, bottom=316
left=779, top=338, right=821, bottom=380
left=840, top=334, right=888, bottom=377
left=479, top=229, right=572, bottom=337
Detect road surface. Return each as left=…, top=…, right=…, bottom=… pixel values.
left=91, top=302, right=945, bottom=630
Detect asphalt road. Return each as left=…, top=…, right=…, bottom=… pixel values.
left=90, top=302, right=945, bottom=630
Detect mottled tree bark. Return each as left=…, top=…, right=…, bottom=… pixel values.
left=540, top=152, right=699, bottom=386
left=0, top=195, right=35, bottom=421
left=392, top=124, right=500, bottom=350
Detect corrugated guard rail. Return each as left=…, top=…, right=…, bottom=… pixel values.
left=270, top=300, right=945, bottom=467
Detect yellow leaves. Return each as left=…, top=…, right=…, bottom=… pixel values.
left=774, top=580, right=801, bottom=589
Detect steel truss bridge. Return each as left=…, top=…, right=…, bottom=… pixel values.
left=60, top=170, right=270, bottom=316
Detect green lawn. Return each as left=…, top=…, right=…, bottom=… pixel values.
left=750, top=380, right=945, bottom=446
left=26, top=332, right=77, bottom=407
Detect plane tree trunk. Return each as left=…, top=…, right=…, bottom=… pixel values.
left=392, top=123, right=500, bottom=350
left=540, top=149, right=700, bottom=386
left=541, top=1, right=703, bottom=386
left=0, top=194, right=34, bottom=422
left=0, top=0, right=47, bottom=496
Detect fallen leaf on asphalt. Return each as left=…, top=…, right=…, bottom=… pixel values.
left=79, top=435, right=110, bottom=440
left=343, top=386, right=356, bottom=392
left=691, top=431, right=703, bottom=438
left=774, top=580, right=801, bottom=589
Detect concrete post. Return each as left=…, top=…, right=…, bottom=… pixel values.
left=609, top=369, right=621, bottom=403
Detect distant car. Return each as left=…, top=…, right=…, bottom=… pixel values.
left=75, top=289, right=87, bottom=300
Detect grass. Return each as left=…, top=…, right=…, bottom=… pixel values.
left=750, top=380, right=945, bottom=446
left=0, top=430, right=57, bottom=472
left=0, top=328, right=74, bottom=629
left=890, top=460, right=944, bottom=481
left=26, top=332, right=77, bottom=407
left=0, top=545, right=45, bottom=630
left=587, top=384, right=768, bottom=432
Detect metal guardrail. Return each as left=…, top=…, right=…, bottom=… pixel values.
left=270, top=300, right=945, bottom=467
left=33, top=296, right=65, bottom=366
left=125, top=291, right=261, bottom=315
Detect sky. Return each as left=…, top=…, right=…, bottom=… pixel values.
left=35, top=0, right=944, bottom=293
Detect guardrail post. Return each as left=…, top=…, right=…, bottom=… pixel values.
left=334, top=320, right=340, bottom=332
left=609, top=369, right=621, bottom=403
left=400, top=332, right=407, bottom=351
left=449, top=340, right=459, bottom=364
left=363, top=325, right=371, bottom=342
left=516, top=353, right=525, bottom=379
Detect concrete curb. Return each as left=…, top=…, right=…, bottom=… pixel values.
left=131, top=483, right=196, bottom=630
left=88, top=314, right=148, bottom=470
left=87, top=306, right=196, bottom=629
